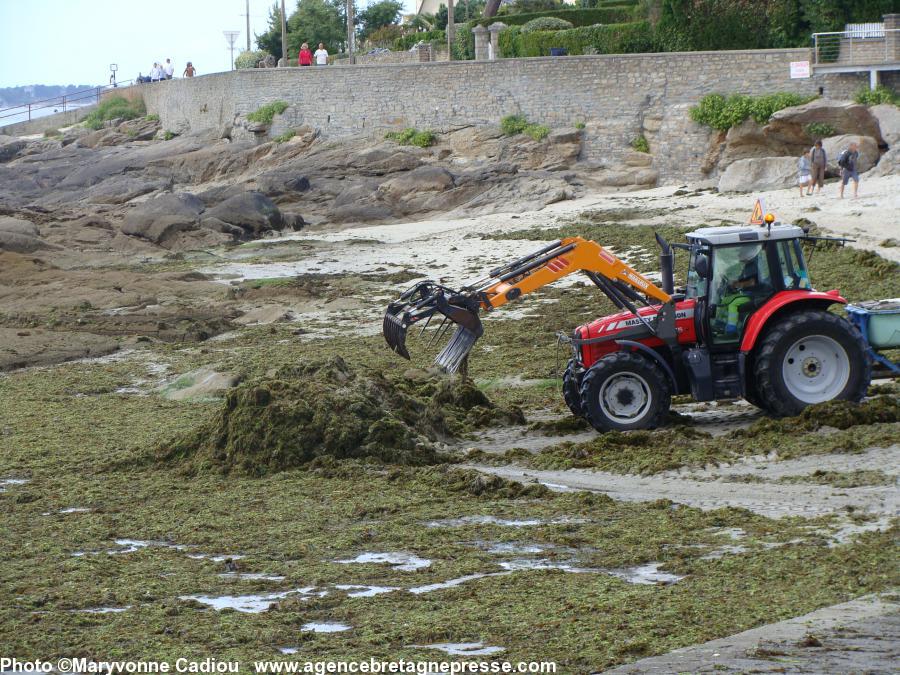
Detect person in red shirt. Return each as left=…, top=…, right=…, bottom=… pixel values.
left=298, top=43, right=313, bottom=66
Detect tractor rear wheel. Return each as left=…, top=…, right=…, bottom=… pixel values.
left=562, top=359, right=584, bottom=418
left=753, top=309, right=870, bottom=417
left=579, top=351, right=671, bottom=432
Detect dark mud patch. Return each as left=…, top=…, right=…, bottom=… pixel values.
left=157, top=357, right=525, bottom=474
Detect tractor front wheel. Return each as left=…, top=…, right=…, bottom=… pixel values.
left=579, top=351, right=671, bottom=432
left=753, top=309, right=870, bottom=417
left=562, top=359, right=584, bottom=418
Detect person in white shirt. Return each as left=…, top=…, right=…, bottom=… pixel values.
left=150, top=63, right=162, bottom=81
left=314, top=43, right=328, bottom=65
left=164, top=58, right=174, bottom=79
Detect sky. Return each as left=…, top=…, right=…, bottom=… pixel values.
left=0, top=0, right=416, bottom=89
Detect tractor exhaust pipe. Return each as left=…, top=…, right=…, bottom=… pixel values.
left=656, top=233, right=675, bottom=296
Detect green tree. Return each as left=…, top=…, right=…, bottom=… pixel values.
left=357, top=0, right=403, bottom=40
left=287, top=0, right=347, bottom=54
left=256, top=2, right=285, bottom=58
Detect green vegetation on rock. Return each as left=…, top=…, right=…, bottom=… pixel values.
left=82, top=96, right=146, bottom=130
left=384, top=127, right=437, bottom=147
left=805, top=122, right=836, bottom=138
left=272, top=129, right=297, bottom=144
left=689, top=92, right=818, bottom=131
left=631, top=134, right=650, bottom=152
left=854, top=85, right=899, bottom=106
left=246, top=100, right=289, bottom=125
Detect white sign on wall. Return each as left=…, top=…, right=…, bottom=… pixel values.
left=790, top=61, right=811, bottom=79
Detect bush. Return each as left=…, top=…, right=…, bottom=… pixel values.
left=82, top=96, right=146, bottom=130
left=499, top=20, right=655, bottom=58
left=385, top=127, right=436, bottom=147
left=524, top=123, right=550, bottom=140
left=393, top=29, right=445, bottom=51
left=805, top=122, right=836, bottom=138
left=272, top=130, right=296, bottom=144
left=246, top=100, right=289, bottom=125
left=500, top=114, right=529, bottom=135
left=145, top=113, right=160, bottom=122
left=689, top=92, right=817, bottom=131
left=521, top=17, right=575, bottom=32
left=854, top=85, right=899, bottom=106
left=234, top=49, right=271, bottom=69
left=630, top=134, right=649, bottom=152
left=475, top=7, right=637, bottom=28
left=454, top=23, right=474, bottom=60
left=575, top=121, right=586, bottom=129
left=43, top=128, right=60, bottom=138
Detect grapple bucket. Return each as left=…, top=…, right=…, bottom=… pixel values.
left=382, top=281, right=484, bottom=373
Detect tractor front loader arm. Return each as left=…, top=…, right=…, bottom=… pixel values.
left=383, top=237, right=673, bottom=373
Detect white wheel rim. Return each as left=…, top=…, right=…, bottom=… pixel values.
left=599, top=373, right=652, bottom=424
left=782, top=335, right=850, bottom=404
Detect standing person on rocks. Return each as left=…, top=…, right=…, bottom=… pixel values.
left=798, top=150, right=812, bottom=197
left=150, top=62, right=162, bottom=82
left=809, top=140, right=826, bottom=195
left=164, top=58, right=175, bottom=79
left=298, top=43, right=313, bottom=66
left=314, top=43, right=329, bottom=66
left=183, top=62, right=196, bottom=77
left=838, top=141, right=860, bottom=199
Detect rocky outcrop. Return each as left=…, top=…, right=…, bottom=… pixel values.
left=871, top=104, right=900, bottom=148
left=204, top=191, right=283, bottom=235
left=0, top=216, right=47, bottom=253
left=0, top=136, right=25, bottom=162
left=822, top=135, right=879, bottom=174
left=718, top=157, right=798, bottom=193
left=121, top=193, right=205, bottom=245
left=766, top=100, right=884, bottom=145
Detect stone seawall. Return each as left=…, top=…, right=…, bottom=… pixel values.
left=139, top=49, right=869, bottom=185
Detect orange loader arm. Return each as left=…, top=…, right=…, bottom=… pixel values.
left=467, top=236, right=671, bottom=310
left=384, top=236, right=673, bottom=373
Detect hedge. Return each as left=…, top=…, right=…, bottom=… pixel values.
left=688, top=92, right=818, bottom=131
left=521, top=17, right=575, bottom=33
left=473, top=7, right=638, bottom=28
left=499, top=20, right=655, bottom=58
left=393, top=30, right=445, bottom=51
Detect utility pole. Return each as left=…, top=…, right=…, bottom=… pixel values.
left=447, top=0, right=455, bottom=60
left=224, top=31, right=240, bottom=69
left=245, top=0, right=251, bottom=52
left=347, top=0, right=355, bottom=64
left=281, top=0, right=288, bottom=65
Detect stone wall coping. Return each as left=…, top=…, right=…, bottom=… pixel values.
left=136, top=47, right=813, bottom=85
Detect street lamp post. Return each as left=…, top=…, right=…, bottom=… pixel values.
left=347, top=0, right=355, bottom=64
left=281, top=0, right=288, bottom=65
left=224, top=30, right=240, bottom=70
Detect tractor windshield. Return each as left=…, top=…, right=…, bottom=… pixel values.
left=709, top=243, right=773, bottom=343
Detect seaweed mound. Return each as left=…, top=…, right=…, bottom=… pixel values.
left=158, top=357, right=523, bottom=474
left=739, top=396, right=900, bottom=437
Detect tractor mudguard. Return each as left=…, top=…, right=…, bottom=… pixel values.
left=739, top=289, right=846, bottom=352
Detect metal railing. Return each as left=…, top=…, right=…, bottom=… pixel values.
left=0, top=80, right=135, bottom=124
left=812, top=26, right=899, bottom=66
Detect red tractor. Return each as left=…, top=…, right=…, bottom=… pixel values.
left=383, top=216, right=871, bottom=432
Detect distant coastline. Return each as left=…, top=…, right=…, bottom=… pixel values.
left=0, top=84, right=97, bottom=109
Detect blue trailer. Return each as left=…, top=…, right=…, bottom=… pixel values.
left=846, top=299, right=900, bottom=375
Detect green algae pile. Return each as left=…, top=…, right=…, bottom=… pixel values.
left=158, top=356, right=524, bottom=474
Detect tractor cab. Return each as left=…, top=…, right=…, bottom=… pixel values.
left=685, top=222, right=811, bottom=347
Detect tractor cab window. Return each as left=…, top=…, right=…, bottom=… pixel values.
left=710, top=243, right=773, bottom=343
left=685, top=247, right=709, bottom=300
left=776, top=240, right=811, bottom=291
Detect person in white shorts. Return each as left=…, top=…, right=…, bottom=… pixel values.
left=797, top=150, right=812, bottom=197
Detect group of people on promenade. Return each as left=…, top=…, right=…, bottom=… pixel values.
left=797, top=140, right=861, bottom=199
left=137, top=59, right=195, bottom=83
left=296, top=43, right=329, bottom=66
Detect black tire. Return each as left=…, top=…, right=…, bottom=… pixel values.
left=579, top=351, right=671, bottom=432
left=753, top=309, right=870, bottom=417
left=562, top=359, right=584, bottom=418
